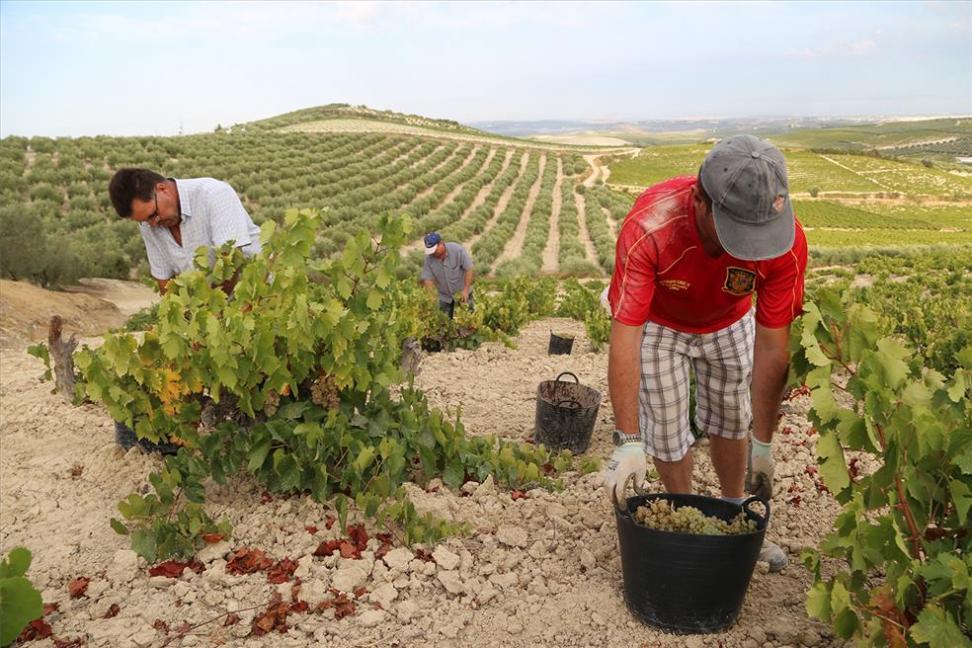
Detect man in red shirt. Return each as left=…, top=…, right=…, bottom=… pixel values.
left=604, top=135, right=807, bottom=572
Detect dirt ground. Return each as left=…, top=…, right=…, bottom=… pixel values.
left=0, top=279, right=157, bottom=348
left=0, top=286, right=840, bottom=648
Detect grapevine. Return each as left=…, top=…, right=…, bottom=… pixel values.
left=74, top=210, right=588, bottom=564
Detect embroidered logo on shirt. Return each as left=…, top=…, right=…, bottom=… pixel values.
left=723, top=267, right=757, bottom=296
left=659, top=279, right=690, bottom=291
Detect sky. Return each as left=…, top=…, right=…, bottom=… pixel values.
left=1, top=0, right=970, bottom=137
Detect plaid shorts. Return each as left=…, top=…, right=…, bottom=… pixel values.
left=639, top=310, right=755, bottom=462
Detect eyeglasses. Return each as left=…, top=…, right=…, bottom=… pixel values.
left=147, top=193, right=160, bottom=224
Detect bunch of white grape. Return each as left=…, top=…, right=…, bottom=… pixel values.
left=633, top=499, right=757, bottom=536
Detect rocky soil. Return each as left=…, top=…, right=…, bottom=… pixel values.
left=1, top=315, right=842, bottom=647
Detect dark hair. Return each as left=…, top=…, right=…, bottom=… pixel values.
left=696, top=170, right=712, bottom=211
left=108, top=168, right=166, bottom=218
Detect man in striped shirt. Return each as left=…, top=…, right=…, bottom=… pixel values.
left=109, top=168, right=262, bottom=295
left=603, top=135, right=808, bottom=572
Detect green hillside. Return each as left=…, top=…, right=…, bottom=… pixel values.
left=2, top=106, right=970, bottom=289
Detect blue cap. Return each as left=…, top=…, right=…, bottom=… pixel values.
left=423, top=232, right=442, bottom=254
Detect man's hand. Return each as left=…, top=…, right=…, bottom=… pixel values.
left=604, top=442, right=647, bottom=502
left=746, top=446, right=774, bottom=500
left=460, top=288, right=469, bottom=303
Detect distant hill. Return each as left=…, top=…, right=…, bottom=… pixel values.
left=235, top=103, right=485, bottom=136
left=474, top=116, right=972, bottom=164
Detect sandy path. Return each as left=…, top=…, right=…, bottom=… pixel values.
left=541, top=158, right=565, bottom=273
left=493, top=154, right=548, bottom=271
left=582, top=150, right=637, bottom=189
left=466, top=151, right=529, bottom=250
left=573, top=188, right=603, bottom=273
left=0, top=314, right=839, bottom=648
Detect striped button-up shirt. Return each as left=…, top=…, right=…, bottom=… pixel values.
left=140, top=178, right=262, bottom=280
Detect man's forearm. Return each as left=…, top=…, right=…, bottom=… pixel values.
left=422, top=279, right=436, bottom=291
left=463, top=269, right=473, bottom=292
left=156, top=278, right=169, bottom=295
left=751, top=325, right=791, bottom=443
left=608, top=320, right=644, bottom=436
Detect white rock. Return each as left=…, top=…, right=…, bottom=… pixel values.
left=87, top=578, right=110, bottom=599
left=579, top=549, right=597, bottom=570
left=359, top=608, right=386, bottom=627
left=489, top=572, right=518, bottom=589
left=432, top=546, right=461, bottom=571
left=528, top=540, right=548, bottom=560
left=129, top=627, right=157, bottom=646
left=496, top=524, right=529, bottom=548
left=332, top=564, right=368, bottom=593
left=106, top=550, right=139, bottom=584
left=473, top=475, right=496, bottom=498
left=369, top=582, right=398, bottom=609
left=461, top=481, right=479, bottom=494
left=301, top=579, right=331, bottom=607
left=201, top=560, right=233, bottom=587
left=204, top=588, right=225, bottom=606
left=396, top=599, right=419, bottom=622
left=382, top=548, right=413, bottom=571
left=293, top=556, right=314, bottom=580
left=197, top=540, right=231, bottom=564
left=476, top=582, right=498, bottom=604
left=437, top=570, right=464, bottom=595
left=148, top=575, right=174, bottom=589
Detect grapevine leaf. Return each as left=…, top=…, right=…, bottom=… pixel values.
left=352, top=447, right=376, bottom=473
left=958, top=346, right=972, bottom=370
left=873, top=338, right=911, bottom=390
left=816, top=430, right=850, bottom=497
left=909, top=604, right=972, bottom=648
left=805, top=581, right=832, bottom=621
left=955, top=444, right=972, bottom=475
left=0, top=577, right=43, bottom=646
left=110, top=518, right=129, bottom=536
left=949, top=479, right=972, bottom=526
left=247, top=437, right=271, bottom=472
left=0, top=547, right=31, bottom=578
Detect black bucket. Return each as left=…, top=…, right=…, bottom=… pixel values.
left=115, top=421, right=180, bottom=456
left=547, top=332, right=575, bottom=355
left=534, top=372, right=601, bottom=453
left=614, top=493, right=768, bottom=634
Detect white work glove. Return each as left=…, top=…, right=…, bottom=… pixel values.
left=746, top=446, right=774, bottom=501
left=604, top=442, right=647, bottom=502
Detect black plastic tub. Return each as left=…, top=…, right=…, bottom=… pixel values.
left=534, top=372, right=601, bottom=453
left=547, top=332, right=575, bottom=355
left=115, top=421, right=180, bottom=456
left=614, top=493, right=768, bottom=634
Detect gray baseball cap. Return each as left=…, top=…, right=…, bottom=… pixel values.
left=699, top=134, right=794, bottom=261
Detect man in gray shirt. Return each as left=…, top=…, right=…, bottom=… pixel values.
left=420, top=232, right=474, bottom=318
left=109, top=168, right=261, bottom=295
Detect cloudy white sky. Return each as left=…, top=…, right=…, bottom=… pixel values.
left=1, top=0, right=970, bottom=136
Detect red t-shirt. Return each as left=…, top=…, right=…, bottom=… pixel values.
left=608, top=176, right=808, bottom=333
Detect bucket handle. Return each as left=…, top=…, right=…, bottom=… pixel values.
left=741, top=496, right=771, bottom=525
left=554, top=371, right=579, bottom=384
left=556, top=398, right=581, bottom=409
left=611, top=472, right=650, bottom=514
